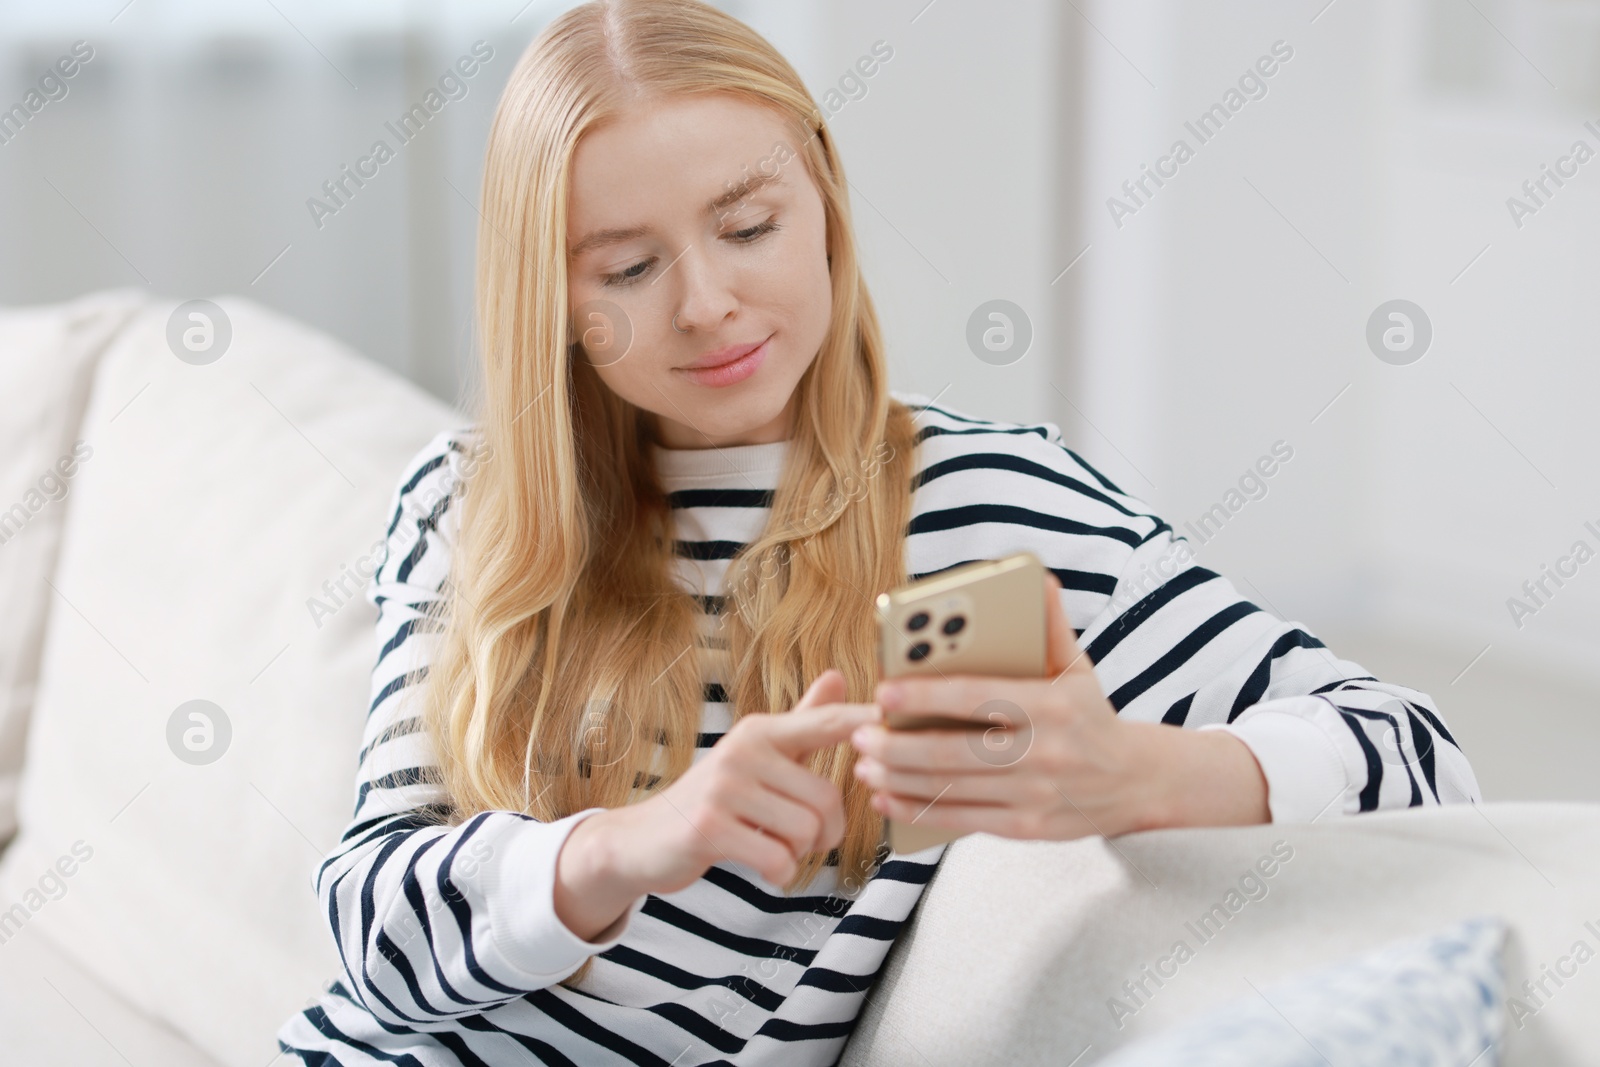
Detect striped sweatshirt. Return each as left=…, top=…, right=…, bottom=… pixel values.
left=278, top=389, right=1480, bottom=1066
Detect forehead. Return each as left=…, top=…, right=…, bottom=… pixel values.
left=567, top=93, right=799, bottom=236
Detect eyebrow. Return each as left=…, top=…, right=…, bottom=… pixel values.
left=568, top=171, right=786, bottom=258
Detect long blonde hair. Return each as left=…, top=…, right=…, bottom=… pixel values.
left=423, top=0, right=918, bottom=982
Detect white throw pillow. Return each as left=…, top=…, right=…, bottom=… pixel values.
left=0, top=288, right=148, bottom=852
left=0, top=294, right=463, bottom=1066
left=1097, top=915, right=1508, bottom=1066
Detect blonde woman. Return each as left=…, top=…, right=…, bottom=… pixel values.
left=278, top=1, right=1480, bottom=1063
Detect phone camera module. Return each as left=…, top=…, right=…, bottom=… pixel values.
left=941, top=615, right=966, bottom=636
left=906, top=611, right=930, bottom=631
left=907, top=641, right=932, bottom=662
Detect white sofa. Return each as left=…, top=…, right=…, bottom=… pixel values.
left=1, top=289, right=1596, bottom=1065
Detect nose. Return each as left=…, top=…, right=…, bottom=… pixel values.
left=667, top=242, right=739, bottom=332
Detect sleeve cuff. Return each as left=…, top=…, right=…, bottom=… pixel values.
left=1199, top=698, right=1352, bottom=823
left=461, top=807, right=648, bottom=985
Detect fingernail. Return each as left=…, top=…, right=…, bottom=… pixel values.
left=852, top=725, right=872, bottom=746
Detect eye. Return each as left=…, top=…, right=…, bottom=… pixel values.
left=600, top=259, right=654, bottom=288
left=599, top=218, right=781, bottom=289
left=728, top=218, right=781, bottom=243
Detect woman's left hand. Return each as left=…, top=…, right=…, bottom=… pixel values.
left=849, top=570, right=1270, bottom=841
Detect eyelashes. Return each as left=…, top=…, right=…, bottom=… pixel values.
left=599, top=219, right=782, bottom=289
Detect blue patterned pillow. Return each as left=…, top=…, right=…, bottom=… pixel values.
left=1098, top=915, right=1507, bottom=1067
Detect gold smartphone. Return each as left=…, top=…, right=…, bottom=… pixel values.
left=873, top=551, right=1050, bottom=853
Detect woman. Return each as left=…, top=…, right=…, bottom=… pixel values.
left=279, top=1, right=1480, bottom=1063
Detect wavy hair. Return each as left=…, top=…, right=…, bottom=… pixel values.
left=420, top=0, right=918, bottom=985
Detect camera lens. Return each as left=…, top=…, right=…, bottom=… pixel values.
left=907, top=641, right=932, bottom=662
left=942, top=615, right=966, bottom=635
left=907, top=611, right=930, bottom=631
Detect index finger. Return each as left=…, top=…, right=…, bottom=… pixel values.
left=761, top=702, right=883, bottom=758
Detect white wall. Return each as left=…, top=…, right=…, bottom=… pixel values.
left=1072, top=0, right=1600, bottom=799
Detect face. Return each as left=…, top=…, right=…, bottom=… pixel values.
left=566, top=93, right=833, bottom=450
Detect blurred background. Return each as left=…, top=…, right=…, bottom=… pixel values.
left=1, top=0, right=1595, bottom=803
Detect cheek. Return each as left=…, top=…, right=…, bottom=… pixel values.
left=755, top=236, right=831, bottom=343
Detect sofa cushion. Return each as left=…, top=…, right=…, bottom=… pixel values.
left=0, top=294, right=462, bottom=1066
left=841, top=803, right=1600, bottom=1066
left=0, top=289, right=147, bottom=851
left=0, top=918, right=220, bottom=1066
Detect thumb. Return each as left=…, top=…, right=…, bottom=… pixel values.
left=1044, top=570, right=1094, bottom=679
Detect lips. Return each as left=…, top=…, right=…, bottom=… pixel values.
left=676, top=335, right=769, bottom=388
left=680, top=334, right=772, bottom=371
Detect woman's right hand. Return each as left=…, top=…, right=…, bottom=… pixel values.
left=554, top=669, right=879, bottom=940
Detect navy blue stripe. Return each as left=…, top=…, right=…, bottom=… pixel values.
left=377, top=616, right=441, bottom=670
left=396, top=494, right=452, bottom=584
left=299, top=1005, right=430, bottom=1065
left=597, top=943, right=787, bottom=1011
left=907, top=502, right=1143, bottom=550
left=1406, top=706, right=1441, bottom=802
left=1106, top=601, right=1261, bottom=711
left=436, top=814, right=527, bottom=998
left=1226, top=629, right=1330, bottom=723
left=795, top=965, right=878, bottom=994
left=697, top=864, right=856, bottom=915
left=339, top=804, right=452, bottom=847
left=646, top=1001, right=746, bottom=1053
left=1339, top=709, right=1385, bottom=812
left=912, top=451, right=1155, bottom=529
left=907, top=559, right=1114, bottom=596
left=358, top=716, right=423, bottom=765
left=868, top=858, right=938, bottom=885
left=454, top=1013, right=581, bottom=1067
left=1312, top=676, right=1378, bottom=694
left=356, top=766, right=442, bottom=811
left=370, top=667, right=427, bottom=716
left=356, top=831, right=431, bottom=1023
left=1342, top=706, right=1422, bottom=807
left=640, top=896, right=820, bottom=964
left=676, top=539, right=745, bottom=561
left=1405, top=698, right=1462, bottom=751
left=914, top=422, right=1049, bottom=445
left=1085, top=566, right=1218, bottom=666
left=525, top=988, right=679, bottom=1067
left=668, top=487, right=773, bottom=509
left=399, top=834, right=481, bottom=1010
left=386, top=455, right=448, bottom=538
left=753, top=1015, right=857, bottom=1042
